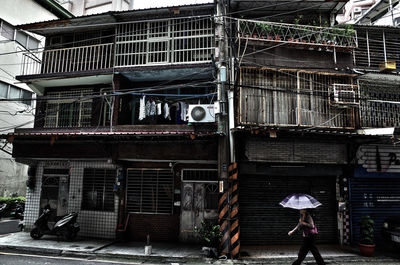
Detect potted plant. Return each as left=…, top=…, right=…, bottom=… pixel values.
left=359, top=215, right=375, bottom=257
left=194, top=220, right=222, bottom=258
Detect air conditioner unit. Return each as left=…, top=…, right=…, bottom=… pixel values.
left=188, top=104, right=215, bottom=123
left=332, top=84, right=359, bottom=106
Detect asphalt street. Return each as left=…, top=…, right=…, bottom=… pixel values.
left=1, top=250, right=400, bottom=265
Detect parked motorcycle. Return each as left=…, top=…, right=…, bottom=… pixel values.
left=30, top=205, right=80, bottom=240
left=10, top=202, right=24, bottom=220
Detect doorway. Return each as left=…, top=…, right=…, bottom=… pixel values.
left=40, top=168, right=70, bottom=221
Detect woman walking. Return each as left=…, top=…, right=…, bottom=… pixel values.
left=288, top=209, right=326, bottom=265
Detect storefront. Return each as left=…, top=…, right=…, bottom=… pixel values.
left=350, top=144, right=400, bottom=245
left=236, top=135, right=348, bottom=245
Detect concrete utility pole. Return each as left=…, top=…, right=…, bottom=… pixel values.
left=215, top=0, right=232, bottom=257
left=215, top=0, right=229, bottom=186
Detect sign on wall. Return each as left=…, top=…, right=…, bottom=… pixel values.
left=358, top=145, right=400, bottom=173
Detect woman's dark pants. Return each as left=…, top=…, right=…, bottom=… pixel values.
left=292, top=235, right=325, bottom=265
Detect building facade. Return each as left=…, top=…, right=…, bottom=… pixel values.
left=4, top=0, right=399, bottom=256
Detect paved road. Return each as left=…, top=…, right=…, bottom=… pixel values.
left=1, top=250, right=400, bottom=265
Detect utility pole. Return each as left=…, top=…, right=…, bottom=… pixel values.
left=215, top=0, right=231, bottom=258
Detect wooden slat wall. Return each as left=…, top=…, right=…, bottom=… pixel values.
left=239, top=67, right=356, bottom=128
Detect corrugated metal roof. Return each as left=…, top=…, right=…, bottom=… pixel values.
left=17, top=3, right=214, bottom=28
left=3, top=125, right=217, bottom=138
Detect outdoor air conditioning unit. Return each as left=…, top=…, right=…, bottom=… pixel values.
left=188, top=104, right=215, bottom=123
left=332, top=84, right=359, bottom=106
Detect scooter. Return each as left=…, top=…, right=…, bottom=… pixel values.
left=30, top=205, right=80, bottom=240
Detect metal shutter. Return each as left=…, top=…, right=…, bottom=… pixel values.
left=240, top=175, right=337, bottom=245
left=350, top=178, right=400, bottom=245
left=126, top=169, right=174, bottom=214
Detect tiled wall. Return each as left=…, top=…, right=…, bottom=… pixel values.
left=24, top=160, right=118, bottom=239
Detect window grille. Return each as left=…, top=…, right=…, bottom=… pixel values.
left=126, top=169, right=174, bottom=214
left=205, top=183, right=219, bottom=210
left=115, top=17, right=214, bottom=66
left=44, top=89, right=93, bottom=128
left=181, top=169, right=218, bottom=182
left=81, top=168, right=116, bottom=211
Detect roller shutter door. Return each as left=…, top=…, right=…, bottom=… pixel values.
left=240, top=175, right=337, bottom=245
left=350, top=178, right=400, bottom=245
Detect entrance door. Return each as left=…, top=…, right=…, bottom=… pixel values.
left=240, top=175, right=337, bottom=245
left=40, top=168, right=70, bottom=221
left=180, top=169, right=219, bottom=241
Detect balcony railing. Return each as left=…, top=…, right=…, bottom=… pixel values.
left=21, top=43, right=114, bottom=76
left=238, top=67, right=357, bottom=129
left=236, top=19, right=358, bottom=50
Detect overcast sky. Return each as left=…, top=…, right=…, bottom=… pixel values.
left=133, top=0, right=213, bottom=9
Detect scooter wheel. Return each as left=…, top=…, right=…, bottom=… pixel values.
left=30, top=228, right=43, bottom=239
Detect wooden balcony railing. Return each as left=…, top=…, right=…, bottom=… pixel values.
left=21, top=43, right=114, bottom=75
left=236, top=19, right=358, bottom=50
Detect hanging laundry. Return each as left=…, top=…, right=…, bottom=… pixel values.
left=180, top=102, right=188, bottom=122
left=163, top=103, right=171, bottom=120
left=149, top=100, right=156, bottom=116
left=157, top=103, right=162, bottom=115
left=145, top=100, right=151, bottom=117
left=138, top=96, right=146, bottom=121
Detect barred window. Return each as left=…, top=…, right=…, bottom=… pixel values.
left=126, top=169, right=174, bottom=214
left=44, top=89, right=93, bottom=128
left=205, top=183, right=219, bottom=210
left=82, top=168, right=115, bottom=211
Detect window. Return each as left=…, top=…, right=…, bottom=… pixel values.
left=0, top=82, right=8, bottom=98
left=44, top=89, right=93, bottom=128
left=0, top=81, right=33, bottom=105
left=126, top=169, right=174, bottom=214
left=16, top=31, right=28, bottom=47
left=82, top=168, right=115, bottom=211
left=205, top=183, right=219, bottom=210
left=1, top=20, right=14, bottom=40
left=21, top=89, right=33, bottom=105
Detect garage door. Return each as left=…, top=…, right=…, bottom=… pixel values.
left=239, top=175, right=337, bottom=245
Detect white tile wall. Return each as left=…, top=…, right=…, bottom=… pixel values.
left=24, top=160, right=119, bottom=239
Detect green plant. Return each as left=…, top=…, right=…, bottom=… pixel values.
left=194, top=220, right=222, bottom=248
left=360, top=215, right=374, bottom=245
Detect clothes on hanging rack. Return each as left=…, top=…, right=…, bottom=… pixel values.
left=138, top=96, right=146, bottom=121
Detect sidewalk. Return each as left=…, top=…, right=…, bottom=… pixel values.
left=0, top=232, right=203, bottom=262
left=0, top=232, right=398, bottom=264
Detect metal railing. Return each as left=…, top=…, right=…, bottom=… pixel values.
left=236, top=19, right=358, bottom=49
left=238, top=67, right=357, bottom=129
left=21, top=43, right=114, bottom=75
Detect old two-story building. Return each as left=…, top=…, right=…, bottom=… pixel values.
left=9, top=3, right=221, bottom=242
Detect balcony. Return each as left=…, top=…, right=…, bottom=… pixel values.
left=236, top=19, right=358, bottom=50
left=19, top=17, right=214, bottom=78
left=238, top=67, right=358, bottom=129
left=21, top=43, right=114, bottom=76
